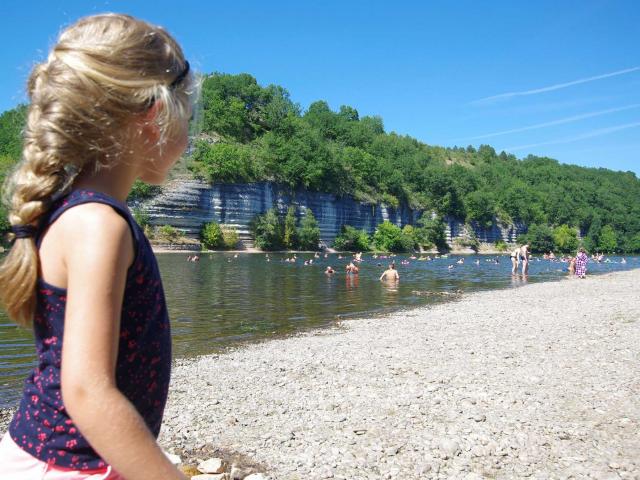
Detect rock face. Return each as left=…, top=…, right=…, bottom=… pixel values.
left=141, top=178, right=526, bottom=248
left=446, top=219, right=527, bottom=245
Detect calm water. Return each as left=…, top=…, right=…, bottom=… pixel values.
left=1, top=252, right=638, bottom=407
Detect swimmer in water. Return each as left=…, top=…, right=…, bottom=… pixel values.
left=379, top=263, right=399, bottom=282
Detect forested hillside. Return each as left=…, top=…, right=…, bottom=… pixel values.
left=1, top=73, right=639, bottom=252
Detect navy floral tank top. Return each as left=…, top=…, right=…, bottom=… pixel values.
left=9, top=190, right=172, bottom=470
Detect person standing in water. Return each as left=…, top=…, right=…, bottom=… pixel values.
left=379, top=263, right=399, bottom=282
left=510, top=246, right=520, bottom=274
left=519, top=244, right=530, bottom=275
left=0, top=14, right=195, bottom=480
left=575, top=247, right=589, bottom=278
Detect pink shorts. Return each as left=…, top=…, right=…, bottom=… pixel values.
left=0, top=432, right=124, bottom=479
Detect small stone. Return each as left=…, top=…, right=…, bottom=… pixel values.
left=439, top=438, right=460, bottom=459
left=230, top=465, right=251, bottom=480
left=473, top=414, right=486, bottom=422
left=164, top=451, right=182, bottom=465
left=385, top=446, right=399, bottom=456
left=198, top=458, right=225, bottom=474
left=471, top=445, right=487, bottom=457
left=191, top=475, right=227, bottom=480
left=464, top=473, right=484, bottom=480
left=244, top=474, right=268, bottom=480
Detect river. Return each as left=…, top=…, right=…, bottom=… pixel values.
left=1, top=252, right=637, bottom=407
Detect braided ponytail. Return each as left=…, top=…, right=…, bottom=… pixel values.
left=0, top=14, right=195, bottom=326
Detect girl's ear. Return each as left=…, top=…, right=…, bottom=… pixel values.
left=138, top=99, right=163, bottom=141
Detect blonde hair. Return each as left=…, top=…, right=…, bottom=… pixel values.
left=0, top=13, right=195, bottom=326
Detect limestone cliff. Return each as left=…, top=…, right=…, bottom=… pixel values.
left=139, top=178, right=526, bottom=249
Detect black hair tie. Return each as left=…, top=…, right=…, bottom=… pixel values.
left=170, top=60, right=190, bottom=88
left=11, top=225, right=37, bottom=239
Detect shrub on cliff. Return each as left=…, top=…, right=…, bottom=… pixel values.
left=221, top=226, right=239, bottom=249
left=201, top=222, right=224, bottom=249
left=333, top=225, right=370, bottom=251
left=415, top=214, right=448, bottom=251
left=454, top=223, right=480, bottom=252
left=128, top=180, right=161, bottom=202
left=494, top=240, right=508, bottom=252
left=156, top=225, right=180, bottom=243
left=283, top=206, right=298, bottom=249
left=251, top=208, right=283, bottom=250
left=132, top=208, right=150, bottom=229
left=372, top=220, right=414, bottom=252
left=190, top=141, right=256, bottom=183
left=297, top=209, right=320, bottom=250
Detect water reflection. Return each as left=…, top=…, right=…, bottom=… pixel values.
left=1, top=252, right=638, bottom=407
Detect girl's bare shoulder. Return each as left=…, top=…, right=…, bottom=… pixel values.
left=40, top=202, right=134, bottom=287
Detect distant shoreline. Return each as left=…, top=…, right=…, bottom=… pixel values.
left=151, top=246, right=510, bottom=255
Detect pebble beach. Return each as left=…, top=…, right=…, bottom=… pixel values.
left=2, top=269, right=639, bottom=479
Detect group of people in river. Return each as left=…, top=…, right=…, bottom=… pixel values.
left=188, top=244, right=622, bottom=283
left=335, top=244, right=610, bottom=280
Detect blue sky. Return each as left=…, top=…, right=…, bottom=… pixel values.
left=2, top=1, right=639, bottom=174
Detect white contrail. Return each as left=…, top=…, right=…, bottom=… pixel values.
left=464, top=103, right=640, bottom=140
left=472, top=66, right=640, bottom=105
left=504, top=121, right=640, bottom=152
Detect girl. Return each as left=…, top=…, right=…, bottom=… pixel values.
left=0, top=14, right=196, bottom=479
left=575, top=247, right=589, bottom=279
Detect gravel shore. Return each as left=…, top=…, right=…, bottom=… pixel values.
left=3, top=270, right=639, bottom=479
left=160, top=270, right=640, bottom=479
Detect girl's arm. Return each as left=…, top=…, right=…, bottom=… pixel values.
left=60, top=204, right=186, bottom=480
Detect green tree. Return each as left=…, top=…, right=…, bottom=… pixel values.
left=132, top=208, right=150, bottom=230
left=128, top=180, right=161, bottom=202
left=297, top=209, right=320, bottom=250
left=401, top=225, right=418, bottom=251
left=251, top=208, right=283, bottom=250
left=597, top=225, right=617, bottom=253
left=201, top=222, right=224, bottom=249
left=583, top=216, right=602, bottom=252
left=190, top=141, right=255, bottom=183
left=494, top=240, right=508, bottom=252
left=465, top=190, right=495, bottom=227
left=157, top=225, right=180, bottom=243
left=221, top=226, right=239, bottom=249
left=455, top=225, right=480, bottom=252
left=520, top=224, right=555, bottom=253
left=623, top=233, right=640, bottom=253
left=416, top=214, right=448, bottom=251
left=373, top=221, right=413, bottom=252
left=0, top=105, right=26, bottom=159
left=333, top=225, right=370, bottom=251
left=0, top=154, right=17, bottom=243
left=552, top=224, right=579, bottom=253
left=283, top=205, right=298, bottom=249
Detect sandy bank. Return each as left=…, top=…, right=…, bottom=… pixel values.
left=160, top=270, right=640, bottom=479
